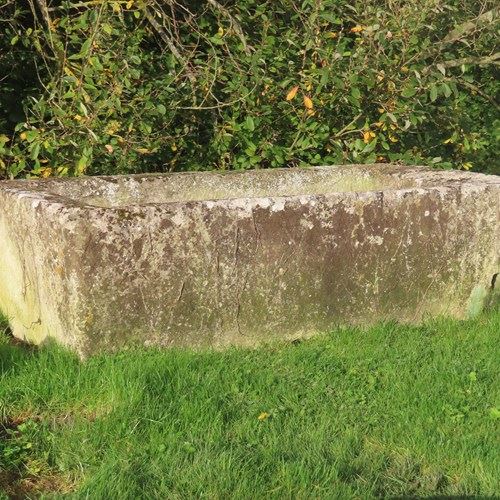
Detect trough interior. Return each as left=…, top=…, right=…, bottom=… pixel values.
left=34, top=166, right=421, bottom=208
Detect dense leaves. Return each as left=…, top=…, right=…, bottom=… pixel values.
left=0, top=0, right=498, bottom=178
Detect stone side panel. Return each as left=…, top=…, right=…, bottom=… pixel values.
left=0, top=166, right=498, bottom=356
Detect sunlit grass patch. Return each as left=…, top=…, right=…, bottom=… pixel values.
left=1, top=310, right=499, bottom=498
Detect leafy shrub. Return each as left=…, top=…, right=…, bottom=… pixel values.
left=0, top=419, right=38, bottom=472
left=0, top=0, right=498, bottom=178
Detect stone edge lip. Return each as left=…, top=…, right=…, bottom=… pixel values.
left=0, top=164, right=498, bottom=212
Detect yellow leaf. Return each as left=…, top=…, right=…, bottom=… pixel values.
left=74, top=114, right=82, bottom=121
left=217, top=26, right=224, bottom=37
left=350, top=25, right=364, bottom=33
left=363, top=130, right=376, bottom=144
left=76, top=155, right=87, bottom=175
left=171, top=144, right=177, bottom=152
left=135, top=148, right=150, bottom=154
left=389, top=134, right=398, bottom=143
left=286, top=85, right=299, bottom=101
left=462, top=162, right=473, bottom=170
left=326, top=31, right=338, bottom=39
left=126, top=0, right=134, bottom=8
left=258, top=412, right=270, bottom=421
left=20, top=132, right=27, bottom=140
left=443, top=137, right=453, bottom=144
left=306, top=82, right=312, bottom=91
left=112, top=2, right=121, bottom=13
left=105, top=144, right=114, bottom=153
left=378, top=107, right=385, bottom=114
left=40, top=167, right=53, bottom=178
left=303, top=95, right=313, bottom=109
left=106, top=121, right=120, bottom=135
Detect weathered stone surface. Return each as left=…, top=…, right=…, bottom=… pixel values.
left=0, top=164, right=498, bottom=356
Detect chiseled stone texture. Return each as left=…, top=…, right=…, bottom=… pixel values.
left=0, top=164, right=498, bottom=356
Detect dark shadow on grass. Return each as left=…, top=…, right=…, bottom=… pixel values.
left=0, top=341, right=36, bottom=377
left=0, top=316, right=38, bottom=376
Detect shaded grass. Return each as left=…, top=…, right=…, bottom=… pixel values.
left=0, top=311, right=499, bottom=498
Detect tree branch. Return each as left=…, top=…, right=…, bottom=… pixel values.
left=332, top=113, right=363, bottom=139
left=406, top=7, right=499, bottom=66
left=457, top=80, right=500, bottom=112
left=205, top=0, right=251, bottom=55
left=439, top=52, right=500, bottom=69
left=34, top=0, right=52, bottom=28
left=143, top=7, right=196, bottom=83
left=29, top=0, right=65, bottom=62
left=47, top=0, right=105, bottom=12
left=441, top=7, right=499, bottom=46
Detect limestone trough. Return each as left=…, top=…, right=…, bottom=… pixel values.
left=0, top=164, right=498, bottom=356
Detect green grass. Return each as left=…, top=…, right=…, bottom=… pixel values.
left=1, top=312, right=499, bottom=498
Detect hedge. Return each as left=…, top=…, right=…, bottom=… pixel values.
left=0, top=0, right=498, bottom=178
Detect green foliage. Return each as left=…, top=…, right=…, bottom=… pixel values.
left=0, top=420, right=38, bottom=472
left=0, top=311, right=499, bottom=496
left=0, top=0, right=498, bottom=178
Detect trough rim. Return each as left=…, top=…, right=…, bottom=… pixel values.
left=0, top=163, right=498, bottom=213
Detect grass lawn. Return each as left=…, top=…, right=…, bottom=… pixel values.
left=1, top=311, right=499, bottom=498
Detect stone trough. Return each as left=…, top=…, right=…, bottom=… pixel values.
left=0, top=164, right=498, bottom=356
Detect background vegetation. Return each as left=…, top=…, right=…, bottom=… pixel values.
left=0, top=0, right=498, bottom=179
